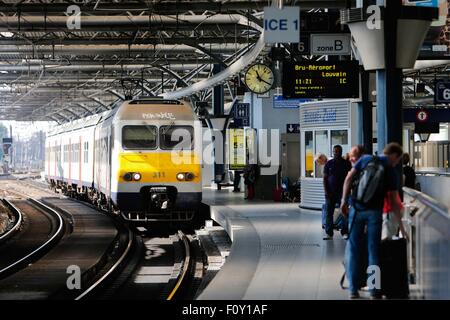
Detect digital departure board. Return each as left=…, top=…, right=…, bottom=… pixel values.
left=282, top=61, right=359, bottom=99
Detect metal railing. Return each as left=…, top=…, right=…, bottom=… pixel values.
left=416, top=169, right=450, bottom=177
left=403, top=187, right=450, bottom=299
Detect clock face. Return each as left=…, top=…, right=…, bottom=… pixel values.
left=244, top=63, right=275, bottom=94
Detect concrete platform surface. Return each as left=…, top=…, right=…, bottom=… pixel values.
left=199, top=188, right=348, bottom=300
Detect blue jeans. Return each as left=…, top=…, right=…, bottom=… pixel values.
left=345, top=205, right=382, bottom=295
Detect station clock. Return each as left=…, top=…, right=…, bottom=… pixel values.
left=244, top=63, right=275, bottom=94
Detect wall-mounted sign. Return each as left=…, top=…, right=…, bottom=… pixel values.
left=263, top=6, right=300, bottom=43
left=310, top=34, right=351, bottom=55
left=435, top=80, right=450, bottom=104
left=303, top=108, right=337, bottom=124
left=291, top=36, right=310, bottom=55
left=282, top=61, right=359, bottom=99
left=232, top=103, right=250, bottom=127
left=286, top=123, right=300, bottom=133
left=416, top=109, right=430, bottom=122
left=273, top=94, right=311, bottom=108
left=404, top=107, right=450, bottom=122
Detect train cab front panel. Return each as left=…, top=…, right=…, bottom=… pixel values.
left=109, top=100, right=202, bottom=221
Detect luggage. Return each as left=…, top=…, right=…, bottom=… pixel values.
left=322, top=203, right=344, bottom=230
left=273, top=187, right=283, bottom=202
left=351, top=156, right=387, bottom=206
left=380, top=238, right=409, bottom=299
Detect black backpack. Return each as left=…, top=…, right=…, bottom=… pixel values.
left=351, top=156, right=387, bottom=206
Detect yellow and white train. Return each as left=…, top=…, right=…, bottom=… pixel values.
left=45, top=98, right=202, bottom=222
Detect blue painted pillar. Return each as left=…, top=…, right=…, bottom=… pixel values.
left=358, top=68, right=373, bottom=154
left=376, top=0, right=403, bottom=154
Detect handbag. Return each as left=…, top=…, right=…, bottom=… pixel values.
left=381, top=213, right=399, bottom=240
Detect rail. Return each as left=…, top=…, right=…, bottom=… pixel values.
left=0, top=198, right=64, bottom=276
left=403, top=187, right=450, bottom=299
left=74, top=229, right=133, bottom=300
left=167, top=230, right=191, bottom=300
left=0, top=199, right=23, bottom=242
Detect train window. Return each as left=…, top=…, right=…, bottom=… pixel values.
left=84, top=142, right=89, bottom=163
left=159, top=126, right=194, bottom=150
left=122, top=125, right=157, bottom=149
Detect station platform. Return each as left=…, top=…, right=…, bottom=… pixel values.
left=199, top=188, right=350, bottom=300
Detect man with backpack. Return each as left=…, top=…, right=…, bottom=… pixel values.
left=340, top=142, right=404, bottom=299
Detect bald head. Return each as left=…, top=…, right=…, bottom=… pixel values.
left=349, top=145, right=365, bottom=164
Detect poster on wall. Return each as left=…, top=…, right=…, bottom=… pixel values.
left=228, top=129, right=246, bottom=170
left=404, top=0, right=450, bottom=58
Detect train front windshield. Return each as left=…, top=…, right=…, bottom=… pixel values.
left=122, top=125, right=157, bottom=149
left=160, top=126, right=194, bottom=150
left=122, top=125, right=194, bottom=150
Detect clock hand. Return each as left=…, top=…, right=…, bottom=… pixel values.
left=259, top=78, right=272, bottom=86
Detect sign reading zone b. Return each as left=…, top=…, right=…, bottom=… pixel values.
left=264, top=7, right=300, bottom=44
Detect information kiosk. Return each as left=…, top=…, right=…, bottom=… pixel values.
left=299, top=99, right=362, bottom=210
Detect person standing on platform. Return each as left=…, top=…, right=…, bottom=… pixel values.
left=340, top=142, right=404, bottom=299
left=323, top=145, right=352, bottom=240
left=243, top=163, right=259, bottom=200
left=402, top=153, right=416, bottom=190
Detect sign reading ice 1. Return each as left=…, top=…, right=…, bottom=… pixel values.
left=263, top=6, right=300, bottom=44
left=282, top=61, right=359, bottom=99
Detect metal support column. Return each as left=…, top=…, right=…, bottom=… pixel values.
left=358, top=69, right=373, bottom=154
left=212, top=63, right=226, bottom=184
left=376, top=0, right=403, bottom=154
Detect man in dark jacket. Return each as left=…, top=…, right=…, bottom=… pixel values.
left=323, top=145, right=352, bottom=240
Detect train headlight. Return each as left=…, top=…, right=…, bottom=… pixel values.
left=176, top=173, right=185, bottom=181
left=133, top=172, right=141, bottom=181
left=185, top=172, right=195, bottom=181
left=124, top=172, right=132, bottom=181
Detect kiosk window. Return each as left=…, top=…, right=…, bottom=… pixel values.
left=331, top=130, right=349, bottom=155
left=315, top=131, right=329, bottom=178
left=305, top=131, right=314, bottom=177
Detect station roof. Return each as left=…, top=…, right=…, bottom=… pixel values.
left=0, top=0, right=356, bottom=123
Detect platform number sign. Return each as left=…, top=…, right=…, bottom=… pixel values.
left=435, top=81, right=450, bottom=104
left=416, top=110, right=429, bottom=122
left=264, top=6, right=300, bottom=44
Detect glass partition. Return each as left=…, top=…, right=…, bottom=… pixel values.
left=315, top=131, right=328, bottom=178
left=331, top=130, right=349, bottom=155
left=303, top=128, right=349, bottom=178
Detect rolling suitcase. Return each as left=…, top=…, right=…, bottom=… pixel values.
left=380, top=238, right=410, bottom=299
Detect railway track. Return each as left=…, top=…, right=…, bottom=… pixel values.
left=0, top=199, right=23, bottom=243
left=0, top=198, right=65, bottom=280
left=0, top=181, right=125, bottom=300
left=79, top=229, right=204, bottom=300
left=0, top=177, right=214, bottom=300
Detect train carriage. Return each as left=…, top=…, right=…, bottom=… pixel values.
left=45, top=98, right=202, bottom=222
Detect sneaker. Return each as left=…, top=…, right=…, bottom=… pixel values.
left=342, top=234, right=349, bottom=240
left=323, top=234, right=333, bottom=240
left=349, top=292, right=360, bottom=299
